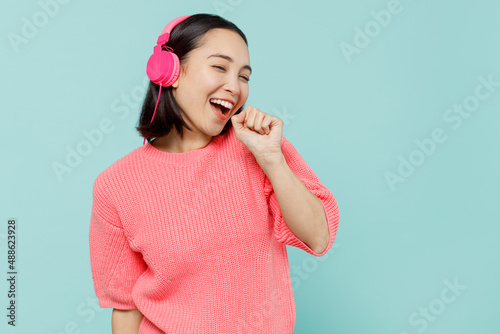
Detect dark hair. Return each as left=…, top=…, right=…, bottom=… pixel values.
left=136, top=14, right=248, bottom=143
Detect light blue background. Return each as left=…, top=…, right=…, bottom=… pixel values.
left=1, top=0, right=499, bottom=333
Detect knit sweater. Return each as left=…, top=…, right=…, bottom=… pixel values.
left=88, top=125, right=339, bottom=334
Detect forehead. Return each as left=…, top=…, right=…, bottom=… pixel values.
left=195, top=28, right=249, bottom=61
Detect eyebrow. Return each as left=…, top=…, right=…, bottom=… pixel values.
left=207, top=53, right=252, bottom=74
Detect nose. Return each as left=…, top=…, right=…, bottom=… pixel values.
left=223, top=74, right=240, bottom=96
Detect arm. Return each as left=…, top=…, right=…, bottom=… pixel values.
left=230, top=107, right=338, bottom=255
left=259, top=153, right=330, bottom=254
left=112, top=309, right=144, bottom=334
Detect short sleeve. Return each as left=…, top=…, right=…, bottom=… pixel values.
left=88, top=175, right=147, bottom=309
left=264, top=135, right=340, bottom=257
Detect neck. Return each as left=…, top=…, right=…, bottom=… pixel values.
left=152, top=129, right=213, bottom=153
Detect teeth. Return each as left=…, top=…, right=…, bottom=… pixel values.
left=210, top=98, right=234, bottom=111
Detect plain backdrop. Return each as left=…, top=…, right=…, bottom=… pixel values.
left=1, top=0, right=499, bottom=333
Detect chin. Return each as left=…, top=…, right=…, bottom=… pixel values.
left=205, top=125, right=224, bottom=137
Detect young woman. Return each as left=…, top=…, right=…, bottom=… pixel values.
left=89, top=13, right=340, bottom=334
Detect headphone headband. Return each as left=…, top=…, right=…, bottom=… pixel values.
left=157, top=15, right=191, bottom=45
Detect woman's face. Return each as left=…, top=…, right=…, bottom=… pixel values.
left=172, top=28, right=251, bottom=136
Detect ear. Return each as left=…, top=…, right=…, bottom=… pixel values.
left=172, top=77, right=179, bottom=88
left=171, top=63, right=185, bottom=88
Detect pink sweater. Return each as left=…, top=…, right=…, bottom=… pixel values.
left=88, top=126, right=339, bottom=334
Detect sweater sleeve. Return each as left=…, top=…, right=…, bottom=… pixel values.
left=88, top=174, right=147, bottom=309
left=264, top=135, right=340, bottom=257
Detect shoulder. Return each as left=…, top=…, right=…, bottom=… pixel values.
left=93, top=145, right=145, bottom=190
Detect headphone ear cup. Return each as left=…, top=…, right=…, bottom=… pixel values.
left=146, top=50, right=181, bottom=87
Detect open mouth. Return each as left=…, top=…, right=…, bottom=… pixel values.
left=210, top=98, right=234, bottom=116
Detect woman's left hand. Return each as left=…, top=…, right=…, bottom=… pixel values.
left=231, top=105, right=284, bottom=164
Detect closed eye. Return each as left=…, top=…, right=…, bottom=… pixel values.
left=213, top=65, right=226, bottom=71
left=212, top=65, right=250, bottom=82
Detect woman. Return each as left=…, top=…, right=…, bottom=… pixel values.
left=89, top=13, right=339, bottom=334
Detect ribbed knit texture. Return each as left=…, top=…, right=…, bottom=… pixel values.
left=88, top=126, right=339, bottom=334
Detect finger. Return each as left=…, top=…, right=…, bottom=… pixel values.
left=231, top=108, right=245, bottom=126
left=261, top=116, right=272, bottom=134
left=239, top=105, right=251, bottom=126
left=236, top=105, right=250, bottom=123
left=245, top=107, right=258, bottom=129
left=254, top=112, right=267, bottom=134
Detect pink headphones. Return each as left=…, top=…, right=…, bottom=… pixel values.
left=143, top=15, right=191, bottom=145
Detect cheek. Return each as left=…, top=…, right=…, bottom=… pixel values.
left=241, top=85, right=250, bottom=101
left=199, top=69, right=220, bottom=88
